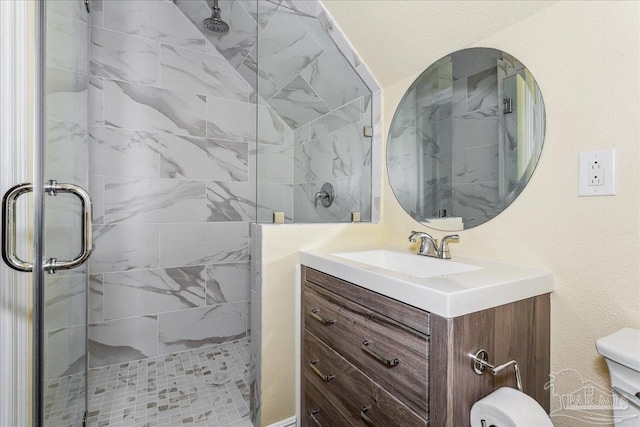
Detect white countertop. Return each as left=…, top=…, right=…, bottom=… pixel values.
left=299, top=248, right=554, bottom=318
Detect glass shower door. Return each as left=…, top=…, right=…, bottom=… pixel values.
left=0, top=0, right=92, bottom=424
left=42, top=0, right=92, bottom=425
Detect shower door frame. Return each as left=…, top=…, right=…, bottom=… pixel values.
left=0, top=0, right=32, bottom=424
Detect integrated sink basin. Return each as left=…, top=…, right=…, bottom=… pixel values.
left=300, top=248, right=553, bottom=318
left=334, top=249, right=482, bottom=278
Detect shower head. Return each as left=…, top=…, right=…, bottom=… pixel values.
left=204, top=0, right=229, bottom=34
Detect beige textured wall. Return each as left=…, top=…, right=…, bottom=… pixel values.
left=260, top=2, right=640, bottom=425
left=377, top=2, right=640, bottom=425
left=259, top=223, right=382, bottom=425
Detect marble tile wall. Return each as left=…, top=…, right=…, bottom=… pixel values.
left=174, top=0, right=380, bottom=226
left=86, top=0, right=258, bottom=371
left=255, top=3, right=377, bottom=223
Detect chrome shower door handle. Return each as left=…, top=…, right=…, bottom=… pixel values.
left=1, top=181, right=94, bottom=273
left=2, top=183, right=35, bottom=272
left=42, top=181, right=93, bottom=273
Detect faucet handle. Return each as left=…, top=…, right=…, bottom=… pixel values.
left=408, top=230, right=430, bottom=242
left=438, top=234, right=459, bottom=259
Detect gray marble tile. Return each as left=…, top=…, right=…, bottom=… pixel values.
left=269, top=76, right=330, bottom=129
left=467, top=67, right=498, bottom=111
left=237, top=48, right=278, bottom=100
left=88, top=76, right=104, bottom=126
left=160, top=222, right=248, bottom=268
left=294, top=136, right=332, bottom=183
left=254, top=143, right=293, bottom=184
left=90, top=27, right=160, bottom=85
left=452, top=77, right=467, bottom=117
left=89, top=274, right=104, bottom=323
left=47, top=325, right=86, bottom=378
left=207, top=181, right=256, bottom=222
left=208, top=0, right=258, bottom=69
left=174, top=0, right=257, bottom=69
left=294, top=124, right=311, bottom=145
left=300, top=48, right=370, bottom=111
left=206, top=263, right=251, bottom=304
left=256, top=183, right=293, bottom=222
left=293, top=183, right=309, bottom=222
left=160, top=134, right=248, bottom=181
left=46, top=67, right=88, bottom=125
left=207, top=98, right=255, bottom=142
left=258, top=103, right=288, bottom=145
left=239, top=0, right=281, bottom=29
left=452, top=181, right=500, bottom=229
left=46, top=121, right=88, bottom=185
left=89, top=126, right=160, bottom=177
left=104, top=80, right=206, bottom=137
left=331, top=123, right=365, bottom=178
left=309, top=97, right=361, bottom=140
left=90, top=224, right=160, bottom=273
left=103, top=0, right=206, bottom=52
left=315, top=10, right=361, bottom=69
left=104, top=177, right=206, bottom=224
left=284, top=0, right=324, bottom=18
left=158, top=302, right=248, bottom=353
left=467, top=143, right=499, bottom=183
left=88, top=316, right=158, bottom=368
left=48, top=0, right=89, bottom=23
left=359, top=166, right=372, bottom=221
left=45, top=274, right=87, bottom=330
left=354, top=62, right=380, bottom=93
left=452, top=106, right=499, bottom=150
left=453, top=150, right=468, bottom=184
left=160, top=44, right=251, bottom=102
left=89, top=175, right=104, bottom=225
left=47, top=12, right=89, bottom=73
left=258, top=6, right=324, bottom=89
left=103, top=267, right=206, bottom=320
left=91, top=0, right=104, bottom=27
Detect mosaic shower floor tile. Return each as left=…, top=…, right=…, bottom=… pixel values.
left=45, top=338, right=252, bottom=427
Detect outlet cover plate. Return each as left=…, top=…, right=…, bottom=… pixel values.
left=579, top=149, right=616, bottom=196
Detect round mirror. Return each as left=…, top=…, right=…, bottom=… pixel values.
left=387, top=48, right=545, bottom=230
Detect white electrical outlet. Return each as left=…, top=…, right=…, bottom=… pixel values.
left=579, top=149, right=616, bottom=196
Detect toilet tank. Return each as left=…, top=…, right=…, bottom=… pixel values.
left=596, top=327, right=640, bottom=423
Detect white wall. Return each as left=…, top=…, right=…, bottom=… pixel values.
left=365, top=2, right=640, bottom=425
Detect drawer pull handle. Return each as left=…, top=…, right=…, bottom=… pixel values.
left=362, top=340, right=399, bottom=367
left=360, top=406, right=377, bottom=426
left=308, top=408, right=322, bottom=426
left=311, top=309, right=335, bottom=325
left=310, top=359, right=335, bottom=382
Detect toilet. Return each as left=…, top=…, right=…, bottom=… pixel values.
left=596, top=327, right=640, bottom=425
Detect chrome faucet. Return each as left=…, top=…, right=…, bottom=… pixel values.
left=408, top=231, right=459, bottom=259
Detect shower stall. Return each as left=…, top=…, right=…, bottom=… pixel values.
left=0, top=0, right=375, bottom=425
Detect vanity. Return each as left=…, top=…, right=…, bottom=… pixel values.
left=298, top=249, right=553, bottom=427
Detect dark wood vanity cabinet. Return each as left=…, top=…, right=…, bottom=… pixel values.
left=301, top=266, right=550, bottom=427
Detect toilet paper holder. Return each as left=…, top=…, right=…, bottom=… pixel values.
left=471, top=349, right=523, bottom=392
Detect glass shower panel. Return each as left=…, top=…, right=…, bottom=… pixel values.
left=255, top=1, right=373, bottom=223
left=42, top=0, right=91, bottom=425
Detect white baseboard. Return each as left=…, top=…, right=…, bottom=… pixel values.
left=266, top=416, right=297, bottom=427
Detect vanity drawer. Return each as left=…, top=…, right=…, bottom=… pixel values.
left=302, top=375, right=351, bottom=427
left=303, top=330, right=426, bottom=427
left=304, top=267, right=430, bottom=335
left=303, top=281, right=429, bottom=419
